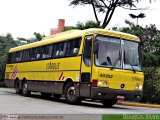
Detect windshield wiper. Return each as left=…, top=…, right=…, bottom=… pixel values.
left=111, top=50, right=121, bottom=70
left=124, top=57, right=136, bottom=73
left=110, top=58, right=120, bottom=70
left=123, top=51, right=136, bottom=73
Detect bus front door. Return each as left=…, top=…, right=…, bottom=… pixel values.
left=80, top=36, right=93, bottom=97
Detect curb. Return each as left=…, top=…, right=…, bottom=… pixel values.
left=118, top=102, right=160, bottom=108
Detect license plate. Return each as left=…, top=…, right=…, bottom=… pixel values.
left=117, top=95, right=125, bottom=100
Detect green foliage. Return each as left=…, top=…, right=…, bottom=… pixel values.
left=76, top=21, right=100, bottom=30
left=65, top=20, right=100, bottom=31
left=143, top=53, right=159, bottom=67
left=0, top=33, right=17, bottom=82
left=141, top=67, right=160, bottom=104
left=17, top=32, right=45, bottom=45
left=33, top=32, right=45, bottom=41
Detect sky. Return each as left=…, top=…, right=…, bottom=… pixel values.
left=0, top=0, right=160, bottom=39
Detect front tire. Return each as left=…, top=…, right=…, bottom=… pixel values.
left=100, top=99, right=117, bottom=107
left=22, top=81, right=31, bottom=97
left=64, top=83, right=82, bottom=104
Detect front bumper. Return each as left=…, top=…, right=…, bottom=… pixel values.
left=91, top=87, right=143, bottom=101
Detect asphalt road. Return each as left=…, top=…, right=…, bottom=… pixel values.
left=0, top=88, right=160, bottom=114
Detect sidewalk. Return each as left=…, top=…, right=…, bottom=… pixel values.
left=118, top=101, right=160, bottom=108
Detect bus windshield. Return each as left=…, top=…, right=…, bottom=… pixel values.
left=95, top=35, right=142, bottom=71
left=122, top=40, right=142, bottom=71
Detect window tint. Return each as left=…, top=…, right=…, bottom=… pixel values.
left=31, top=47, right=41, bottom=60
left=66, top=38, right=81, bottom=56
left=7, top=53, right=11, bottom=64
left=95, top=36, right=121, bottom=68
left=11, top=52, right=22, bottom=63
left=9, top=53, right=13, bottom=63
left=41, top=45, right=53, bottom=59
left=22, top=49, right=30, bottom=62
left=83, top=37, right=92, bottom=66
left=9, top=53, right=15, bottom=63
left=52, top=42, right=67, bottom=58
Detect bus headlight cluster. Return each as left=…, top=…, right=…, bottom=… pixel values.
left=136, top=84, right=143, bottom=90
left=98, top=81, right=108, bottom=87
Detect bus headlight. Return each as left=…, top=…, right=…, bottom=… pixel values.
left=136, top=84, right=139, bottom=90
left=136, top=84, right=143, bottom=90
left=98, top=81, right=103, bottom=86
left=104, top=81, right=107, bottom=87
left=98, top=81, right=108, bottom=87
left=139, top=85, right=143, bottom=90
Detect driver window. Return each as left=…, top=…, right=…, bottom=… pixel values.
left=83, top=37, right=92, bottom=66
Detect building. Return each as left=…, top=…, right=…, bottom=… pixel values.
left=50, top=19, right=65, bottom=35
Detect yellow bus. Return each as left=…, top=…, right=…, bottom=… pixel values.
left=4, top=28, right=144, bottom=107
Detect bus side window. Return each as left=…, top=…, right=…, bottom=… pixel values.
left=48, top=45, right=53, bottom=58
left=41, top=45, right=53, bottom=59
left=31, top=48, right=36, bottom=60
left=67, top=40, right=74, bottom=56
left=73, top=38, right=81, bottom=54
left=22, top=49, right=30, bottom=62
left=9, top=53, right=15, bottom=63
left=53, top=42, right=66, bottom=58
left=14, top=51, right=22, bottom=63
left=66, top=37, right=81, bottom=56
left=7, top=53, right=11, bottom=64
left=52, top=43, right=59, bottom=58
left=59, top=42, right=66, bottom=57
left=31, top=47, right=41, bottom=61
left=83, top=37, right=92, bottom=66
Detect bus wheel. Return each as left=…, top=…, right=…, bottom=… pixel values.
left=15, top=80, right=21, bottom=94
left=100, top=99, right=117, bottom=107
left=41, top=92, right=52, bottom=98
left=22, top=81, right=31, bottom=97
left=53, top=94, right=61, bottom=100
left=64, top=83, right=82, bottom=104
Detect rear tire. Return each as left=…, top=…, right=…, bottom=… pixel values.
left=64, top=83, right=82, bottom=104
left=22, top=81, right=31, bottom=97
left=15, top=80, right=21, bottom=94
left=100, top=99, right=117, bottom=107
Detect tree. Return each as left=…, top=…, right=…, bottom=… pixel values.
left=17, top=32, right=46, bottom=45
left=129, top=13, right=146, bottom=25
left=33, top=32, right=45, bottom=41
left=142, top=67, right=160, bottom=104
left=65, top=20, right=100, bottom=30
left=68, top=0, right=154, bottom=28
left=0, top=33, right=17, bottom=82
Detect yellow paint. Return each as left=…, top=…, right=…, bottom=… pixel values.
left=5, top=28, right=143, bottom=92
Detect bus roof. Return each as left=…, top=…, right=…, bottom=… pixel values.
left=9, top=28, right=140, bottom=53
